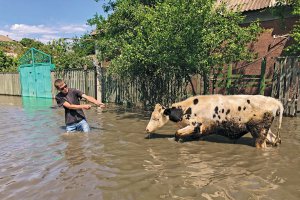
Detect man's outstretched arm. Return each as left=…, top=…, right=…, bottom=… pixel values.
left=62, top=101, right=91, bottom=110
left=82, top=94, right=106, bottom=108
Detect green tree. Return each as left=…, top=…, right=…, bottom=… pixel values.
left=72, top=34, right=96, bottom=56
left=20, top=38, right=44, bottom=49
left=89, top=0, right=261, bottom=104
left=285, top=0, right=300, bottom=55
left=0, top=50, right=17, bottom=72
left=45, top=39, right=94, bottom=70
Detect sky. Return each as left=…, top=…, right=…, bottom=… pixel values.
left=0, top=0, right=106, bottom=43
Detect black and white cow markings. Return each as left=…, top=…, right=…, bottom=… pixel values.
left=146, top=95, right=284, bottom=148
left=214, top=106, right=219, bottom=114
left=193, top=98, right=199, bottom=105
left=226, top=109, right=230, bottom=115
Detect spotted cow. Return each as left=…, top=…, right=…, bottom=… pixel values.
left=145, top=95, right=284, bottom=148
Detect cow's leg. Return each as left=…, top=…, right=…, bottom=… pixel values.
left=266, top=129, right=280, bottom=146
left=175, top=125, right=196, bottom=137
left=247, top=112, right=274, bottom=149
left=255, top=129, right=268, bottom=148
left=175, top=121, right=202, bottom=141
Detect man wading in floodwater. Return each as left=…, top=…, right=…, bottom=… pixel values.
left=54, top=79, right=105, bottom=133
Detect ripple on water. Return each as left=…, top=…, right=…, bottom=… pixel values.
left=0, top=96, right=300, bottom=199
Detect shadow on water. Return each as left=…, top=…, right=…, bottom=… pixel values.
left=145, top=132, right=255, bottom=147
left=199, top=134, right=255, bottom=147
left=145, top=132, right=175, bottom=139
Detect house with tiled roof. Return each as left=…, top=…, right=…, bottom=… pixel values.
left=215, top=0, right=299, bottom=96
left=0, top=35, right=14, bottom=42
left=216, top=0, right=284, bottom=12
left=219, top=1, right=297, bottom=74
left=0, top=35, right=19, bottom=58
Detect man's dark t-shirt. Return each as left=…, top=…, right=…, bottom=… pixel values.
left=55, top=88, right=86, bottom=125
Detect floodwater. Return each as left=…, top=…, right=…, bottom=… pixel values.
left=0, top=96, right=300, bottom=200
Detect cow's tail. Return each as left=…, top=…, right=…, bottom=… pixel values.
left=275, top=100, right=284, bottom=144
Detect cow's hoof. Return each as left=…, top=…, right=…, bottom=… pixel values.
left=273, top=138, right=281, bottom=146
left=274, top=141, right=281, bottom=147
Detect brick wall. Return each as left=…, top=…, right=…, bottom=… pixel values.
left=236, top=16, right=298, bottom=78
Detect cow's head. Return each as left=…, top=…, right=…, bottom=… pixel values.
left=146, top=104, right=184, bottom=133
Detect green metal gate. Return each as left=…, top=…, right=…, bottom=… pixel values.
left=18, top=48, right=55, bottom=98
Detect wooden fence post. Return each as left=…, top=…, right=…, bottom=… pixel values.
left=271, top=59, right=279, bottom=98
left=83, top=65, right=89, bottom=96
left=259, top=57, right=266, bottom=95
left=203, top=73, right=208, bottom=95
left=226, top=64, right=232, bottom=95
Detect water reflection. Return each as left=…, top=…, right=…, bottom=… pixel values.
left=22, top=96, right=54, bottom=112
left=63, top=134, right=88, bottom=166
left=0, top=96, right=299, bottom=199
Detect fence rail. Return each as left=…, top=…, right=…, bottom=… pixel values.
left=272, top=57, right=300, bottom=116
left=0, top=69, right=96, bottom=98
left=1, top=56, right=299, bottom=116
left=53, top=68, right=96, bottom=98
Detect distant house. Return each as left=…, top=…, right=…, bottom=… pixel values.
left=217, top=0, right=299, bottom=78
left=0, top=35, right=18, bottom=58
left=0, top=35, right=13, bottom=42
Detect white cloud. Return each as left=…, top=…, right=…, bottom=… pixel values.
left=37, top=35, right=61, bottom=43
left=0, top=23, right=91, bottom=43
left=59, top=24, right=88, bottom=33
left=0, top=29, right=11, bottom=36
left=10, top=24, right=57, bottom=34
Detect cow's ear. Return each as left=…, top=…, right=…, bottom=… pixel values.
left=163, top=108, right=171, bottom=115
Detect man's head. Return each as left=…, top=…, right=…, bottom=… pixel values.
left=54, top=79, right=68, bottom=94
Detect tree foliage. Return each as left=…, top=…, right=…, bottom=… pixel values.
left=20, top=38, right=44, bottom=50
left=44, top=38, right=94, bottom=70
left=1, top=35, right=96, bottom=72
left=285, top=0, right=300, bottom=55
left=72, top=34, right=96, bottom=56
left=0, top=50, right=17, bottom=72
left=89, top=0, right=261, bottom=104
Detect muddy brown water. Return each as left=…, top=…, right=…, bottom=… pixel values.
left=0, top=96, right=299, bottom=200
